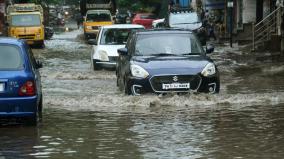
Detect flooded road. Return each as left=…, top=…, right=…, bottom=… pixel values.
left=1, top=26, right=284, bottom=158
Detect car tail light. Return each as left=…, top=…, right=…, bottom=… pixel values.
left=19, top=81, right=36, bottom=96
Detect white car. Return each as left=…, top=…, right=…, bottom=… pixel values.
left=89, top=24, right=144, bottom=70
left=152, top=18, right=165, bottom=28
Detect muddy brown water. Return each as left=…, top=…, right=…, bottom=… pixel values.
left=1, top=29, right=284, bottom=158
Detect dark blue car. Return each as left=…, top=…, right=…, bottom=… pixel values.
left=116, top=29, right=220, bottom=95
left=0, top=38, right=42, bottom=125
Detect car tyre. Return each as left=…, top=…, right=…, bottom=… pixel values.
left=25, top=96, right=42, bottom=126
left=38, top=95, right=43, bottom=120
left=214, top=80, right=220, bottom=94
left=93, top=60, right=101, bottom=70
left=25, top=111, right=38, bottom=126
left=37, top=41, right=45, bottom=49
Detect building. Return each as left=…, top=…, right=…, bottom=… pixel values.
left=0, top=0, right=5, bottom=35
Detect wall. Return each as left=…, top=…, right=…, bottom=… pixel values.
left=0, top=0, right=5, bottom=35
left=242, top=0, right=256, bottom=23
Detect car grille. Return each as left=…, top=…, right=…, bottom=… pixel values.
left=150, top=75, right=201, bottom=92
left=18, top=34, right=35, bottom=40
left=92, top=26, right=99, bottom=30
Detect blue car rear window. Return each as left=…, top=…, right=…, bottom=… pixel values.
left=0, top=44, right=23, bottom=70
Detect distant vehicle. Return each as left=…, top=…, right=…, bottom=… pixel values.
left=83, top=10, right=113, bottom=39
left=80, top=0, right=116, bottom=16
left=132, top=13, right=157, bottom=29
left=6, top=3, right=45, bottom=47
left=167, top=10, right=207, bottom=45
left=44, top=26, right=54, bottom=40
left=152, top=18, right=165, bottom=28
left=0, top=38, right=43, bottom=125
left=88, top=24, right=144, bottom=70
left=115, top=9, right=129, bottom=24
left=116, top=29, right=220, bottom=95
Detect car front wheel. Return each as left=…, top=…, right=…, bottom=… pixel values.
left=93, top=60, right=101, bottom=70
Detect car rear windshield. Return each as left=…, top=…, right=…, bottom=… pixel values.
left=135, top=33, right=204, bottom=56
left=101, top=28, right=142, bottom=45
left=86, top=13, right=111, bottom=22
left=0, top=44, right=23, bottom=70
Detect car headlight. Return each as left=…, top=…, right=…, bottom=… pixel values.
left=36, top=34, right=41, bottom=39
left=131, top=64, right=149, bottom=78
left=98, top=50, right=109, bottom=61
left=86, top=26, right=92, bottom=30
left=201, top=63, right=216, bottom=77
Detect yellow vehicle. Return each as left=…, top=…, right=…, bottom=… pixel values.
left=83, top=9, right=113, bottom=39
left=6, top=3, right=45, bottom=47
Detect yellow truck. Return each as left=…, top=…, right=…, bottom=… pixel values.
left=6, top=3, right=45, bottom=47
left=83, top=9, right=113, bottom=39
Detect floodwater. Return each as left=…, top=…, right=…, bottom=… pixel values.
left=1, top=26, right=284, bottom=158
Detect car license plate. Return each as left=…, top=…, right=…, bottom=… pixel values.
left=162, top=83, right=190, bottom=90
left=0, top=83, right=4, bottom=92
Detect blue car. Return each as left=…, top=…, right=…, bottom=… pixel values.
left=0, top=38, right=42, bottom=125
left=116, top=29, right=220, bottom=95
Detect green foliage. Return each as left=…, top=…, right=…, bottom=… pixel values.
left=117, top=0, right=161, bottom=12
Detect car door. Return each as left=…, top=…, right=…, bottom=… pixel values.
left=119, top=33, right=135, bottom=78
left=26, top=44, right=42, bottom=98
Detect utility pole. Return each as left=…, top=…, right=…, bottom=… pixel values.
left=227, top=0, right=233, bottom=47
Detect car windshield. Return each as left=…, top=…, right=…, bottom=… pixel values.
left=101, top=28, right=141, bottom=45
left=135, top=33, right=204, bottom=56
left=86, top=12, right=111, bottom=22
left=169, top=12, right=201, bottom=25
left=140, top=14, right=156, bottom=19
left=11, top=14, right=41, bottom=26
left=0, top=44, right=23, bottom=70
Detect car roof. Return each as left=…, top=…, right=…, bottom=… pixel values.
left=135, top=28, right=193, bottom=35
left=0, top=37, right=25, bottom=46
left=101, top=24, right=145, bottom=29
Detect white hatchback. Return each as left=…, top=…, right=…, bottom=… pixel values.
left=89, top=24, right=144, bottom=70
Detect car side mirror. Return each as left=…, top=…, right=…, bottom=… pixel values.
left=206, top=44, right=214, bottom=54
left=36, top=60, right=43, bottom=69
left=118, top=48, right=128, bottom=56
left=88, top=39, right=97, bottom=45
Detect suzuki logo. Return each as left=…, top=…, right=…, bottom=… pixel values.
left=173, top=76, right=178, bottom=82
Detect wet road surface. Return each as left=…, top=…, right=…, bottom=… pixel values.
left=1, top=26, right=284, bottom=158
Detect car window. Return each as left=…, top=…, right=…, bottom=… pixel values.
left=86, top=12, right=111, bottom=22
left=100, top=28, right=141, bottom=45
left=135, top=33, right=203, bottom=56
left=140, top=14, right=156, bottom=19
left=27, top=46, right=37, bottom=70
left=0, top=44, right=23, bottom=70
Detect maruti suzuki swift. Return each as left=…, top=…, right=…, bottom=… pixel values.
left=0, top=38, right=42, bottom=125
left=116, top=29, right=220, bottom=95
